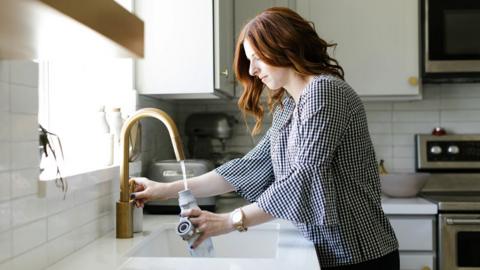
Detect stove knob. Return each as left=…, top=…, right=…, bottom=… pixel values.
left=448, top=145, right=460, bottom=154
left=430, top=146, right=442, bottom=154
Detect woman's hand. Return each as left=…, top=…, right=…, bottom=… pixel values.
left=181, top=208, right=235, bottom=249
left=129, top=177, right=171, bottom=208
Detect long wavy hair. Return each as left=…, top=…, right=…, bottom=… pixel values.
left=234, top=7, right=344, bottom=135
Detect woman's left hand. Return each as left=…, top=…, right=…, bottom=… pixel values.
left=181, top=208, right=235, bottom=249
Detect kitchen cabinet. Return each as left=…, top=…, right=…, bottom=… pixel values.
left=134, top=0, right=234, bottom=99
left=234, top=0, right=296, bottom=98
left=296, top=0, right=421, bottom=100
left=0, top=0, right=143, bottom=59
left=388, top=215, right=436, bottom=270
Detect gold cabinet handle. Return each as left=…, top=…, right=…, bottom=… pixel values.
left=221, top=69, right=229, bottom=78
left=408, top=76, right=418, bottom=86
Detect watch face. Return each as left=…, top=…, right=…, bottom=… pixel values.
left=232, top=210, right=242, bottom=224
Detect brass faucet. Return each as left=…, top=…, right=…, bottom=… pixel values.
left=116, top=108, right=185, bottom=238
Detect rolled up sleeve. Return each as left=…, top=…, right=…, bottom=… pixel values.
left=257, top=82, right=351, bottom=226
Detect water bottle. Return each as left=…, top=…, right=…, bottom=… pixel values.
left=176, top=189, right=215, bottom=257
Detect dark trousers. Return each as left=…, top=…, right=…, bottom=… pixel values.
left=317, top=249, right=400, bottom=270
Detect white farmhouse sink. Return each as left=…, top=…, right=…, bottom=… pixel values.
left=128, top=223, right=279, bottom=258
left=119, top=220, right=320, bottom=270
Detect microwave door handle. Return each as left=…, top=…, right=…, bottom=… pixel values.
left=446, top=218, right=480, bottom=225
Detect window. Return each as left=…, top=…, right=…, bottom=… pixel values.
left=38, top=59, right=136, bottom=176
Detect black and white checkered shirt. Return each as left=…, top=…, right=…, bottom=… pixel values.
left=216, top=75, right=398, bottom=267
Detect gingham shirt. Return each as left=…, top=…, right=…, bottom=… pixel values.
left=215, top=75, right=398, bottom=267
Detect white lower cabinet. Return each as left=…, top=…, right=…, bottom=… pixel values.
left=400, top=253, right=434, bottom=270
left=388, top=215, right=436, bottom=270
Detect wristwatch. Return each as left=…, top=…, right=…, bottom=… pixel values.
left=231, top=208, right=248, bottom=232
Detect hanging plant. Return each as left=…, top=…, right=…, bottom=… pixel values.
left=39, top=124, right=68, bottom=198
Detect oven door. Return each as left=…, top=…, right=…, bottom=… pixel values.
left=439, top=213, right=480, bottom=270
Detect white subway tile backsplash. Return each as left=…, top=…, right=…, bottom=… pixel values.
left=0, top=172, right=10, bottom=201
left=10, top=114, right=37, bottom=142
left=46, top=188, right=75, bottom=216
left=363, top=102, right=393, bottom=111
left=72, top=219, right=102, bottom=250
left=10, top=142, right=39, bottom=170
left=392, top=111, right=439, bottom=122
left=13, top=218, right=47, bottom=256
left=0, top=113, right=10, bottom=141
left=393, top=122, right=438, bottom=134
left=0, top=202, right=11, bottom=232
left=366, top=110, right=392, bottom=122
left=11, top=242, right=47, bottom=270
left=393, top=134, right=416, bottom=146
left=370, top=134, right=393, bottom=146
left=392, top=157, right=416, bottom=172
left=9, top=61, right=38, bottom=88
left=47, top=209, right=77, bottom=241
left=46, top=229, right=76, bottom=266
left=0, top=259, right=12, bottom=269
left=74, top=200, right=100, bottom=227
left=440, top=110, right=480, bottom=122
left=393, top=99, right=441, bottom=111
left=11, top=169, right=38, bottom=198
left=368, top=122, right=392, bottom=134
left=374, top=146, right=393, bottom=160
left=0, top=62, right=9, bottom=83
left=421, top=85, right=441, bottom=99
left=393, top=145, right=415, bottom=158
left=0, top=142, right=10, bottom=172
left=440, top=84, right=480, bottom=98
left=440, top=122, right=480, bottom=134
left=0, top=83, right=9, bottom=112
left=0, top=230, right=12, bottom=263
left=10, top=84, right=38, bottom=114
left=12, top=195, right=47, bottom=227
left=440, top=98, right=480, bottom=110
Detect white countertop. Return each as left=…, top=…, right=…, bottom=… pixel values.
left=46, top=196, right=437, bottom=270
left=381, top=195, right=437, bottom=215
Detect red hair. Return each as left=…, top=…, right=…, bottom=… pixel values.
left=234, top=7, right=344, bottom=135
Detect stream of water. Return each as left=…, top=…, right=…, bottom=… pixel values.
left=180, top=160, right=188, bottom=190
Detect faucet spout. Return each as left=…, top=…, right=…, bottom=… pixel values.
left=116, top=108, right=185, bottom=238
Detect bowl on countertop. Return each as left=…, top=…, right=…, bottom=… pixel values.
left=380, top=173, right=430, bottom=198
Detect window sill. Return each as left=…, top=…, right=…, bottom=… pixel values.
left=38, top=161, right=142, bottom=198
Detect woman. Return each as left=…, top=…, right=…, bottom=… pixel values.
left=131, top=7, right=399, bottom=269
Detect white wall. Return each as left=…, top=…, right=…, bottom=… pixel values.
left=169, top=83, right=480, bottom=173
left=0, top=61, right=116, bottom=270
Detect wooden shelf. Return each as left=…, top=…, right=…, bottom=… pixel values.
left=0, top=0, right=144, bottom=59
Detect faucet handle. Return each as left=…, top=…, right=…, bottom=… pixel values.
left=128, top=179, right=137, bottom=203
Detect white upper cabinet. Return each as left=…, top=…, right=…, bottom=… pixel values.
left=297, top=0, right=421, bottom=99
left=135, top=0, right=234, bottom=99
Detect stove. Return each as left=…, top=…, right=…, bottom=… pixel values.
left=416, top=134, right=480, bottom=270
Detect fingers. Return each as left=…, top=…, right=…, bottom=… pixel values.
left=191, top=225, right=209, bottom=249
left=129, top=177, right=150, bottom=201
left=180, top=208, right=202, bottom=217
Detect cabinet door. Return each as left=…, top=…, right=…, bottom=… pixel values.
left=389, top=216, right=435, bottom=251
left=234, top=0, right=296, bottom=98
left=214, top=0, right=235, bottom=97
left=400, top=253, right=434, bottom=270
left=135, top=0, right=214, bottom=96
left=297, top=0, right=420, bottom=98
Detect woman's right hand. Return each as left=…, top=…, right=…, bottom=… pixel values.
left=129, top=177, right=170, bottom=208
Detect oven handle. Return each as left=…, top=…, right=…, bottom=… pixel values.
left=446, top=218, right=480, bottom=225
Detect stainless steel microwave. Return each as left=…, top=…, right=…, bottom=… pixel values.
left=422, top=0, right=480, bottom=82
